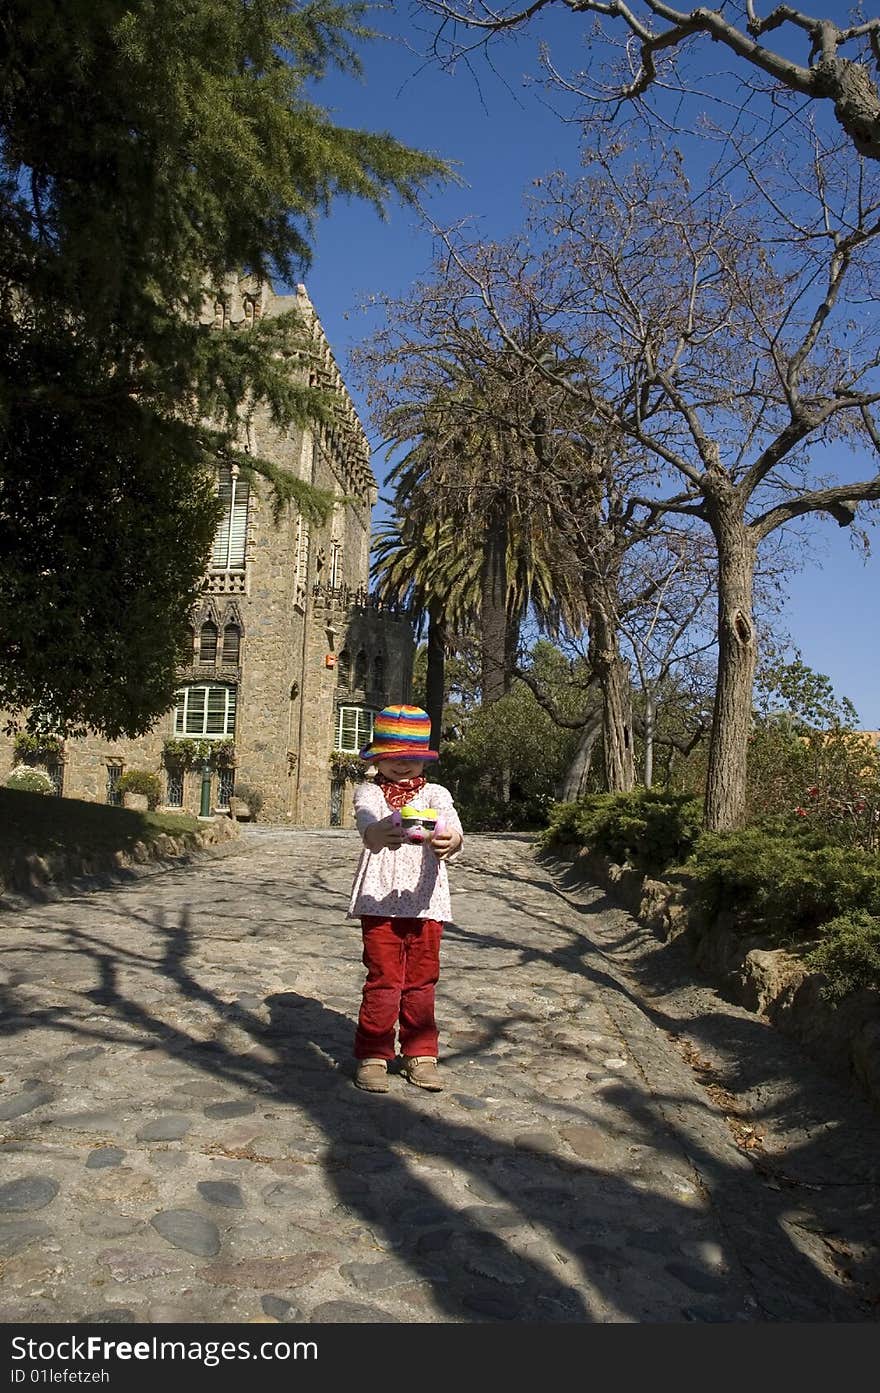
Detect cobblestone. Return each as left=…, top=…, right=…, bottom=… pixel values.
left=1, top=828, right=879, bottom=1322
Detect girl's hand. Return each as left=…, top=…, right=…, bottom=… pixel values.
left=363, top=812, right=405, bottom=852
left=430, top=827, right=461, bottom=861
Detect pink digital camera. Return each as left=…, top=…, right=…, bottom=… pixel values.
left=392, top=808, right=446, bottom=844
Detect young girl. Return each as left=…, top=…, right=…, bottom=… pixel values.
left=348, top=704, right=463, bottom=1093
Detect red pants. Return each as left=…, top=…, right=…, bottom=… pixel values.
left=355, top=916, right=443, bottom=1060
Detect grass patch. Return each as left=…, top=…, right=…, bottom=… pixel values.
left=1, top=787, right=200, bottom=877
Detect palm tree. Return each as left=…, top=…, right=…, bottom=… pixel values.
left=371, top=512, right=479, bottom=746
left=383, top=357, right=590, bottom=709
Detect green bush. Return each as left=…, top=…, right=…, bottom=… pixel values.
left=540, top=794, right=611, bottom=847
left=688, top=819, right=880, bottom=942
left=540, top=789, right=702, bottom=874
left=592, top=790, right=703, bottom=872
left=232, top=783, right=263, bottom=818
left=5, top=765, right=54, bottom=795
left=116, top=770, right=162, bottom=810
left=746, top=718, right=880, bottom=853
left=13, top=733, right=64, bottom=763
left=437, top=655, right=586, bottom=831
left=806, top=911, right=880, bottom=1001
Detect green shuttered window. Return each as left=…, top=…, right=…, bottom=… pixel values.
left=174, top=684, right=237, bottom=737
left=335, top=705, right=374, bottom=753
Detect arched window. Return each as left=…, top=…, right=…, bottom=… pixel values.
left=221, top=624, right=241, bottom=664
left=173, top=684, right=237, bottom=738
left=337, top=649, right=351, bottom=687
left=199, top=621, right=218, bottom=664
left=355, top=650, right=368, bottom=690
left=372, top=653, right=385, bottom=694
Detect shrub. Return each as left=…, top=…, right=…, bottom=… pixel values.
left=232, top=783, right=263, bottom=818
left=5, top=765, right=54, bottom=795
left=540, top=789, right=702, bottom=874
left=538, top=800, right=580, bottom=846
left=13, top=733, right=64, bottom=763
left=688, top=819, right=880, bottom=942
left=540, top=794, right=615, bottom=848
left=806, top=912, right=880, bottom=1001
left=116, top=770, right=162, bottom=810
left=746, top=719, right=880, bottom=852
left=591, top=790, right=703, bottom=872
left=456, top=789, right=556, bottom=833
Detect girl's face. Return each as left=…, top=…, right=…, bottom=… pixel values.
left=375, top=758, right=427, bottom=781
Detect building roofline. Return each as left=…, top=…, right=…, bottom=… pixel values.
left=273, top=283, right=375, bottom=495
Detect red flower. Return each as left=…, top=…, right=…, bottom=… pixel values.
left=794, top=807, right=808, bottom=817
left=807, top=786, right=819, bottom=798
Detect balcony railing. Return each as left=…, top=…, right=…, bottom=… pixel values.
left=311, top=582, right=410, bottom=618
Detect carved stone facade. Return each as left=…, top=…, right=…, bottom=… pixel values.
left=0, top=282, right=414, bottom=826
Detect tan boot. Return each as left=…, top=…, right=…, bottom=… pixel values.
left=354, top=1059, right=390, bottom=1093
left=400, top=1056, right=443, bottom=1091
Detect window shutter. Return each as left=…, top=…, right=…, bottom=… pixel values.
left=185, top=686, right=207, bottom=734
left=296, top=517, right=311, bottom=587
left=200, top=622, right=218, bottom=663
left=228, top=479, right=249, bottom=568
left=211, top=469, right=248, bottom=570
left=212, top=469, right=233, bottom=568
left=222, top=625, right=240, bottom=664
left=336, top=706, right=374, bottom=753
left=357, top=709, right=374, bottom=749
left=337, top=706, right=358, bottom=752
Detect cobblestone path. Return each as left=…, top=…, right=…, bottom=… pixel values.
left=1, top=830, right=877, bottom=1324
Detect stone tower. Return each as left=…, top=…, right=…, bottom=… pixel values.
left=0, top=281, right=414, bottom=825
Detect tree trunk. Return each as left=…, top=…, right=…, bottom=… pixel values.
left=559, top=715, right=602, bottom=800
left=504, top=610, right=519, bottom=696
left=643, top=688, right=656, bottom=789
left=425, top=606, right=447, bottom=750
left=589, top=598, right=635, bottom=793
left=704, top=506, right=757, bottom=831
left=480, top=508, right=508, bottom=706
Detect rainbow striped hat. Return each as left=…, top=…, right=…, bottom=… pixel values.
left=360, top=704, right=439, bottom=762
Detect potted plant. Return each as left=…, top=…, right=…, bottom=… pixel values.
left=116, top=770, right=163, bottom=811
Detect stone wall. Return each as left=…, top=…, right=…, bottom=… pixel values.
left=548, top=843, right=880, bottom=1116
left=0, top=814, right=239, bottom=907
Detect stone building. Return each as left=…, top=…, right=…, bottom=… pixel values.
left=1, top=282, right=414, bottom=826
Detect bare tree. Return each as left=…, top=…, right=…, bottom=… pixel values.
left=433, top=133, right=880, bottom=829
left=614, top=531, right=715, bottom=785
left=417, top=1, right=880, bottom=161
left=354, top=279, right=664, bottom=793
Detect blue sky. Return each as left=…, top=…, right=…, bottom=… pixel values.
left=294, top=3, right=879, bottom=727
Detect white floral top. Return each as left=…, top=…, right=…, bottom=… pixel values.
left=348, top=780, right=464, bottom=921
